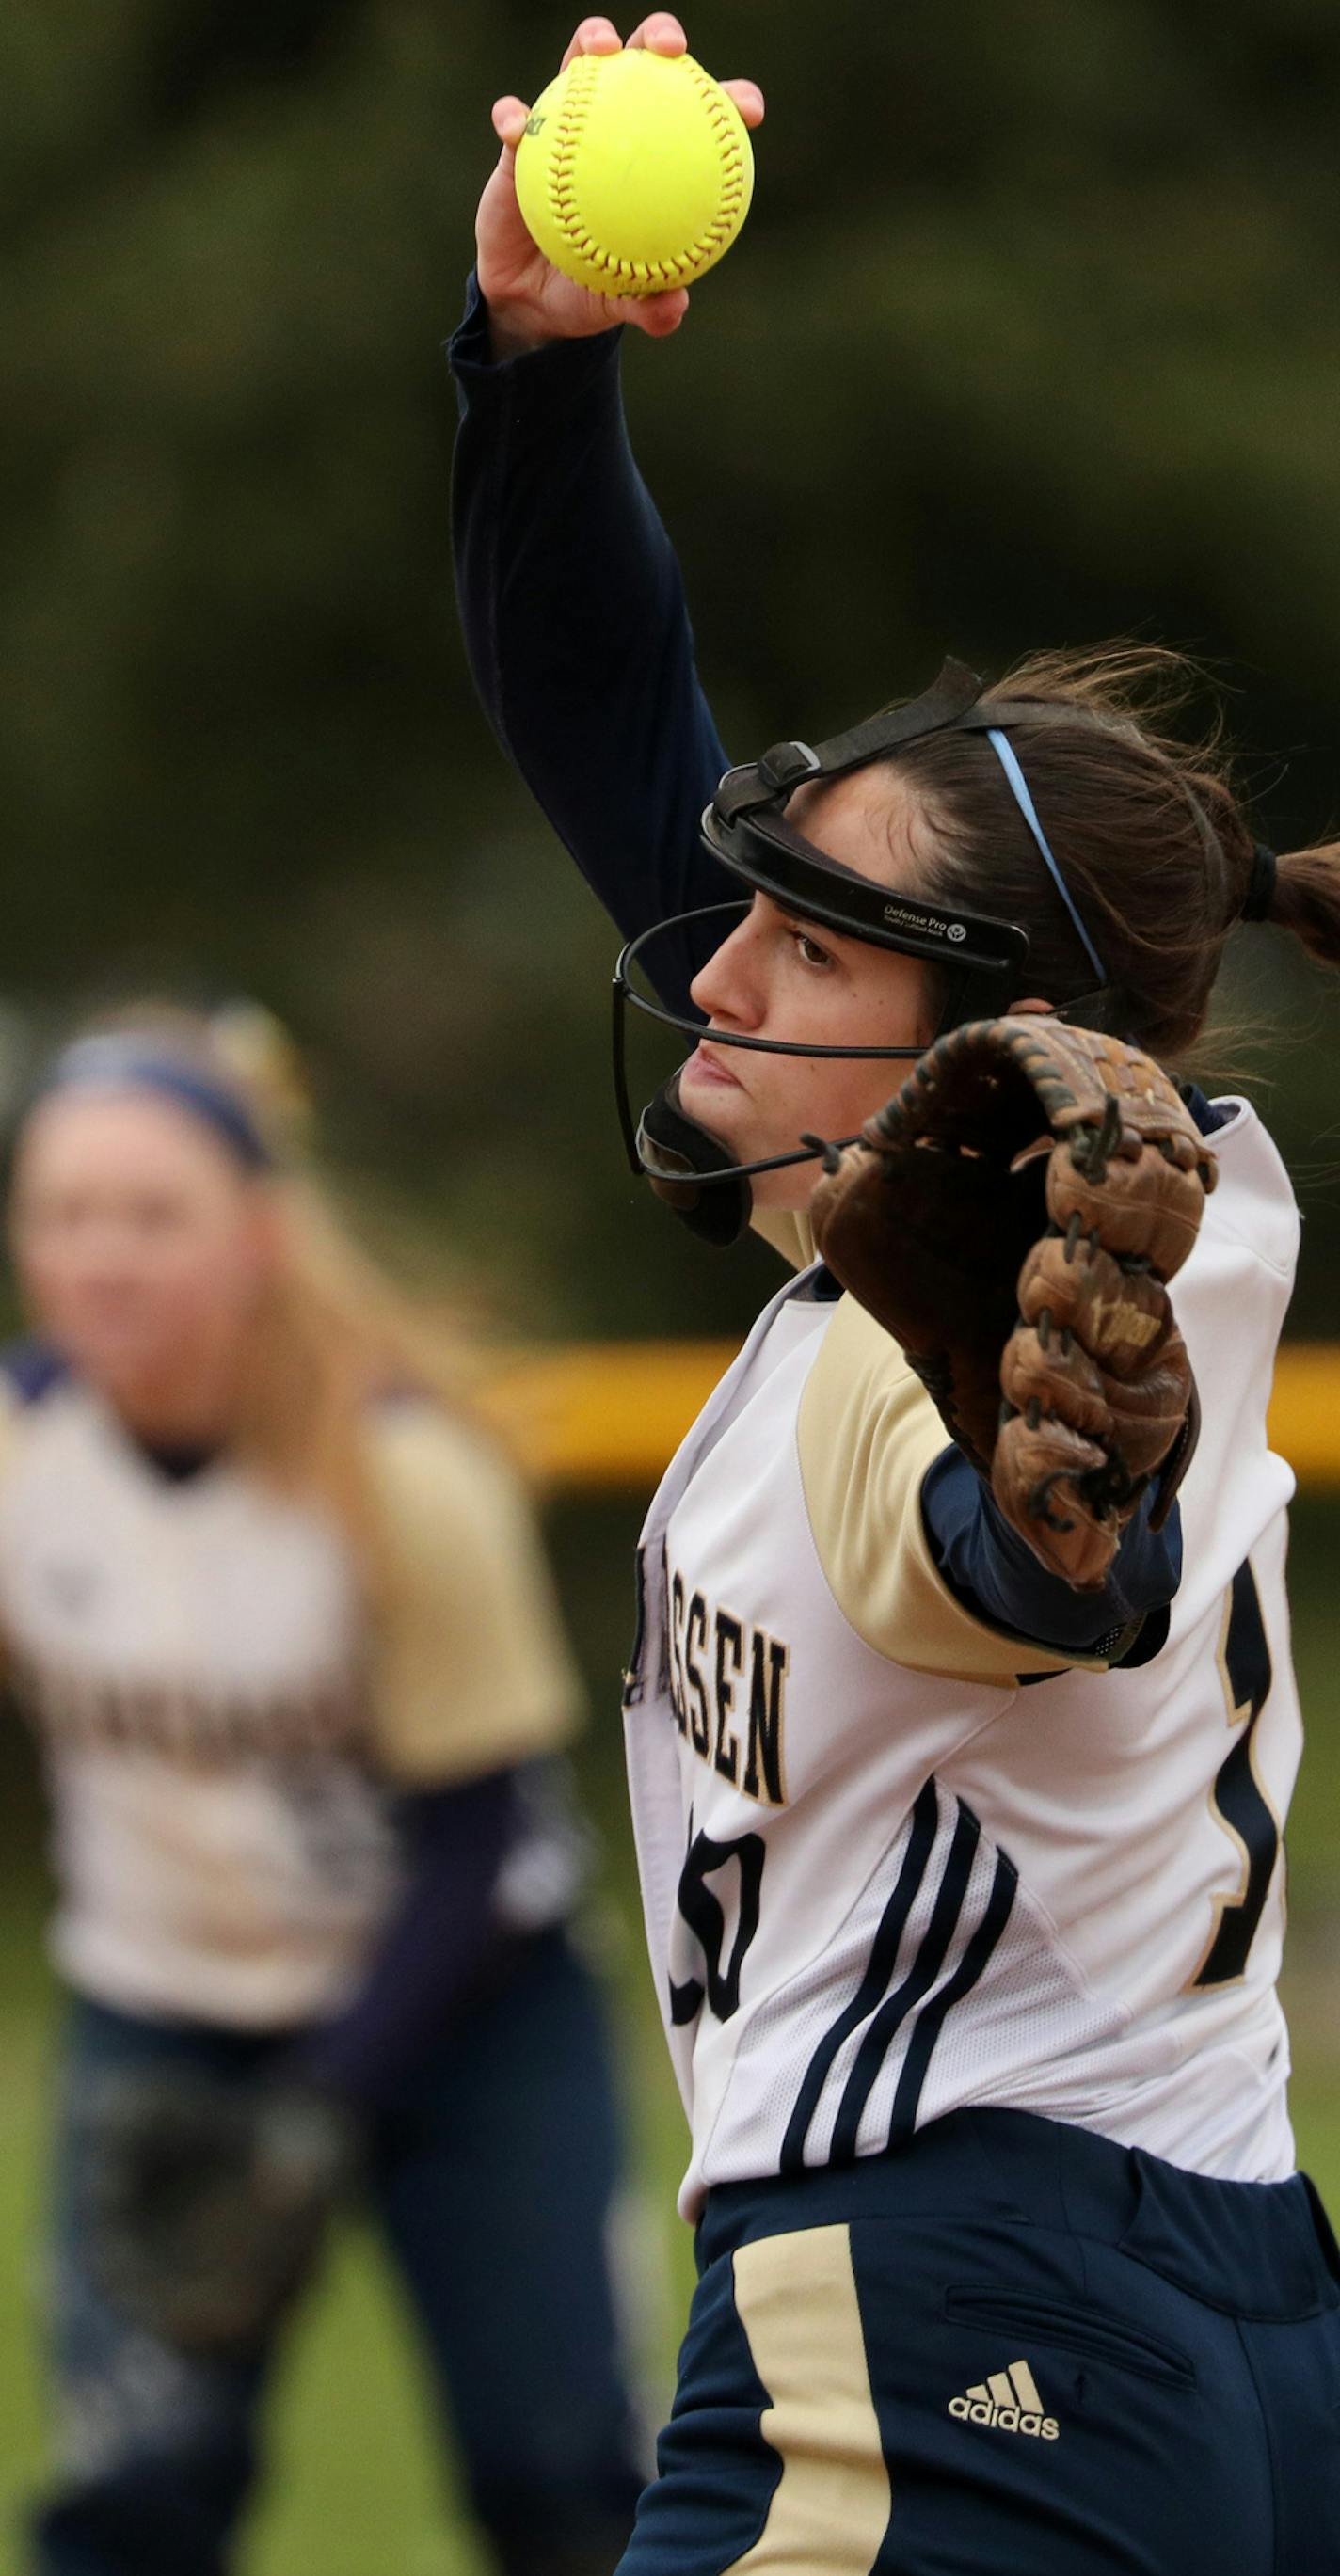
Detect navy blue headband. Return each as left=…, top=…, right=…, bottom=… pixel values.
left=36, top=1038, right=273, bottom=1171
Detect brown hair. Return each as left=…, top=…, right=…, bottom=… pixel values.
left=886, top=643, right=1340, bottom=1062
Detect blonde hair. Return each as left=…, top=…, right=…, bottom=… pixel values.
left=40, top=1002, right=480, bottom=1597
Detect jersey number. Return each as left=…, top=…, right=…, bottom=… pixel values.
left=669, top=1828, right=765, bottom=2025
left=1193, top=1559, right=1280, bottom=1989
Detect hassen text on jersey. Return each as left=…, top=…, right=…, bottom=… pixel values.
left=666, top=1564, right=789, bottom=1806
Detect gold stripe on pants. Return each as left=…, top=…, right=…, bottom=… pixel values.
left=725, top=2223, right=892, bottom=2574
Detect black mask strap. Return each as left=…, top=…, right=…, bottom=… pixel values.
left=715, top=658, right=985, bottom=819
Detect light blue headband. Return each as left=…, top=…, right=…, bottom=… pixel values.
left=986, top=728, right=1108, bottom=987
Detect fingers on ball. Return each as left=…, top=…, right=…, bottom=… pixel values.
left=561, top=19, right=626, bottom=69
left=491, top=95, right=531, bottom=144
left=628, top=13, right=690, bottom=53
left=628, top=288, right=691, bottom=333
left=722, top=79, right=766, bottom=125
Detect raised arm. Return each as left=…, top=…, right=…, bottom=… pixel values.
left=450, top=15, right=765, bottom=1006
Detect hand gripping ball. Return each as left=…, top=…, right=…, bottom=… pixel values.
left=514, top=49, right=754, bottom=299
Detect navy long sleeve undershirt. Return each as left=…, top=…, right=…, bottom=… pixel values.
left=295, top=1766, right=519, bottom=2109
left=449, top=276, right=1187, bottom=1665
left=451, top=273, right=729, bottom=1003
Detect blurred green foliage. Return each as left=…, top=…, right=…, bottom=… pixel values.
left=1, top=0, right=1339, bottom=1350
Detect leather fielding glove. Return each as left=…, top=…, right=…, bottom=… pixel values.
left=809, top=1017, right=1217, bottom=1590
left=81, top=2065, right=358, bottom=2353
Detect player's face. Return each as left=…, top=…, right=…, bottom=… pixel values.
left=681, top=769, right=939, bottom=1207
left=9, top=1091, right=279, bottom=1431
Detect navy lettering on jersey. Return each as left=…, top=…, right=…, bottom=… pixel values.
left=1193, top=1560, right=1279, bottom=1989
left=666, top=1560, right=789, bottom=1807
left=669, top=1825, right=766, bottom=2026
left=11, top=1646, right=363, bottom=1764
left=713, top=1612, right=743, bottom=1784
left=684, top=1591, right=711, bottom=1757
left=742, top=1631, right=788, bottom=1806
left=621, top=1545, right=650, bottom=1710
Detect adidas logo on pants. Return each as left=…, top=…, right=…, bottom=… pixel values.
left=948, top=2360, right=1060, bottom=2440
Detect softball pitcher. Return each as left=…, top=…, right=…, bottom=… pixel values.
left=9, top=1005, right=645, bottom=2576
left=449, top=17, right=1340, bottom=2570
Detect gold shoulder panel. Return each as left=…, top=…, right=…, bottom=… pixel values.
left=797, top=1297, right=1106, bottom=1685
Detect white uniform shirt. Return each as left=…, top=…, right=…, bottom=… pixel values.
left=622, top=1102, right=1300, bottom=2218
left=0, top=1376, right=583, bottom=2025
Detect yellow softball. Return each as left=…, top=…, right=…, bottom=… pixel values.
left=513, top=48, right=754, bottom=299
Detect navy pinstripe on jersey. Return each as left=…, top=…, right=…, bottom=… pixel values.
left=783, top=1781, right=1017, bottom=2173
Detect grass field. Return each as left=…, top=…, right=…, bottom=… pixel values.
left=0, top=1493, right=1337, bottom=2573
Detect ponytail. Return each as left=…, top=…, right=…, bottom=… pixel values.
left=1264, top=838, right=1340, bottom=968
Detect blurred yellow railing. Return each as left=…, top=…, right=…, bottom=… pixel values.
left=485, top=1340, right=736, bottom=1489
left=1264, top=1344, right=1340, bottom=1487
left=484, top=1340, right=1340, bottom=1493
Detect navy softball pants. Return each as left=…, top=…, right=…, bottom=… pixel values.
left=33, top=1928, right=646, bottom=2576
left=620, top=2106, right=1340, bottom=2575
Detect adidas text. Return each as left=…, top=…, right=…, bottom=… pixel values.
left=949, top=2361, right=1059, bottom=2441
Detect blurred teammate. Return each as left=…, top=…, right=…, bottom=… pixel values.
left=8, top=1003, right=645, bottom=2576
left=450, top=18, right=1340, bottom=2570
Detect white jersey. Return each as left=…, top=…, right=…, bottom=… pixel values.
left=0, top=1368, right=584, bottom=2026
left=622, top=1101, right=1301, bottom=2219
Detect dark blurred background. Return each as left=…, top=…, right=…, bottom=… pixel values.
left=1, top=6, right=1338, bottom=2568
left=4, top=0, right=1340, bottom=1339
